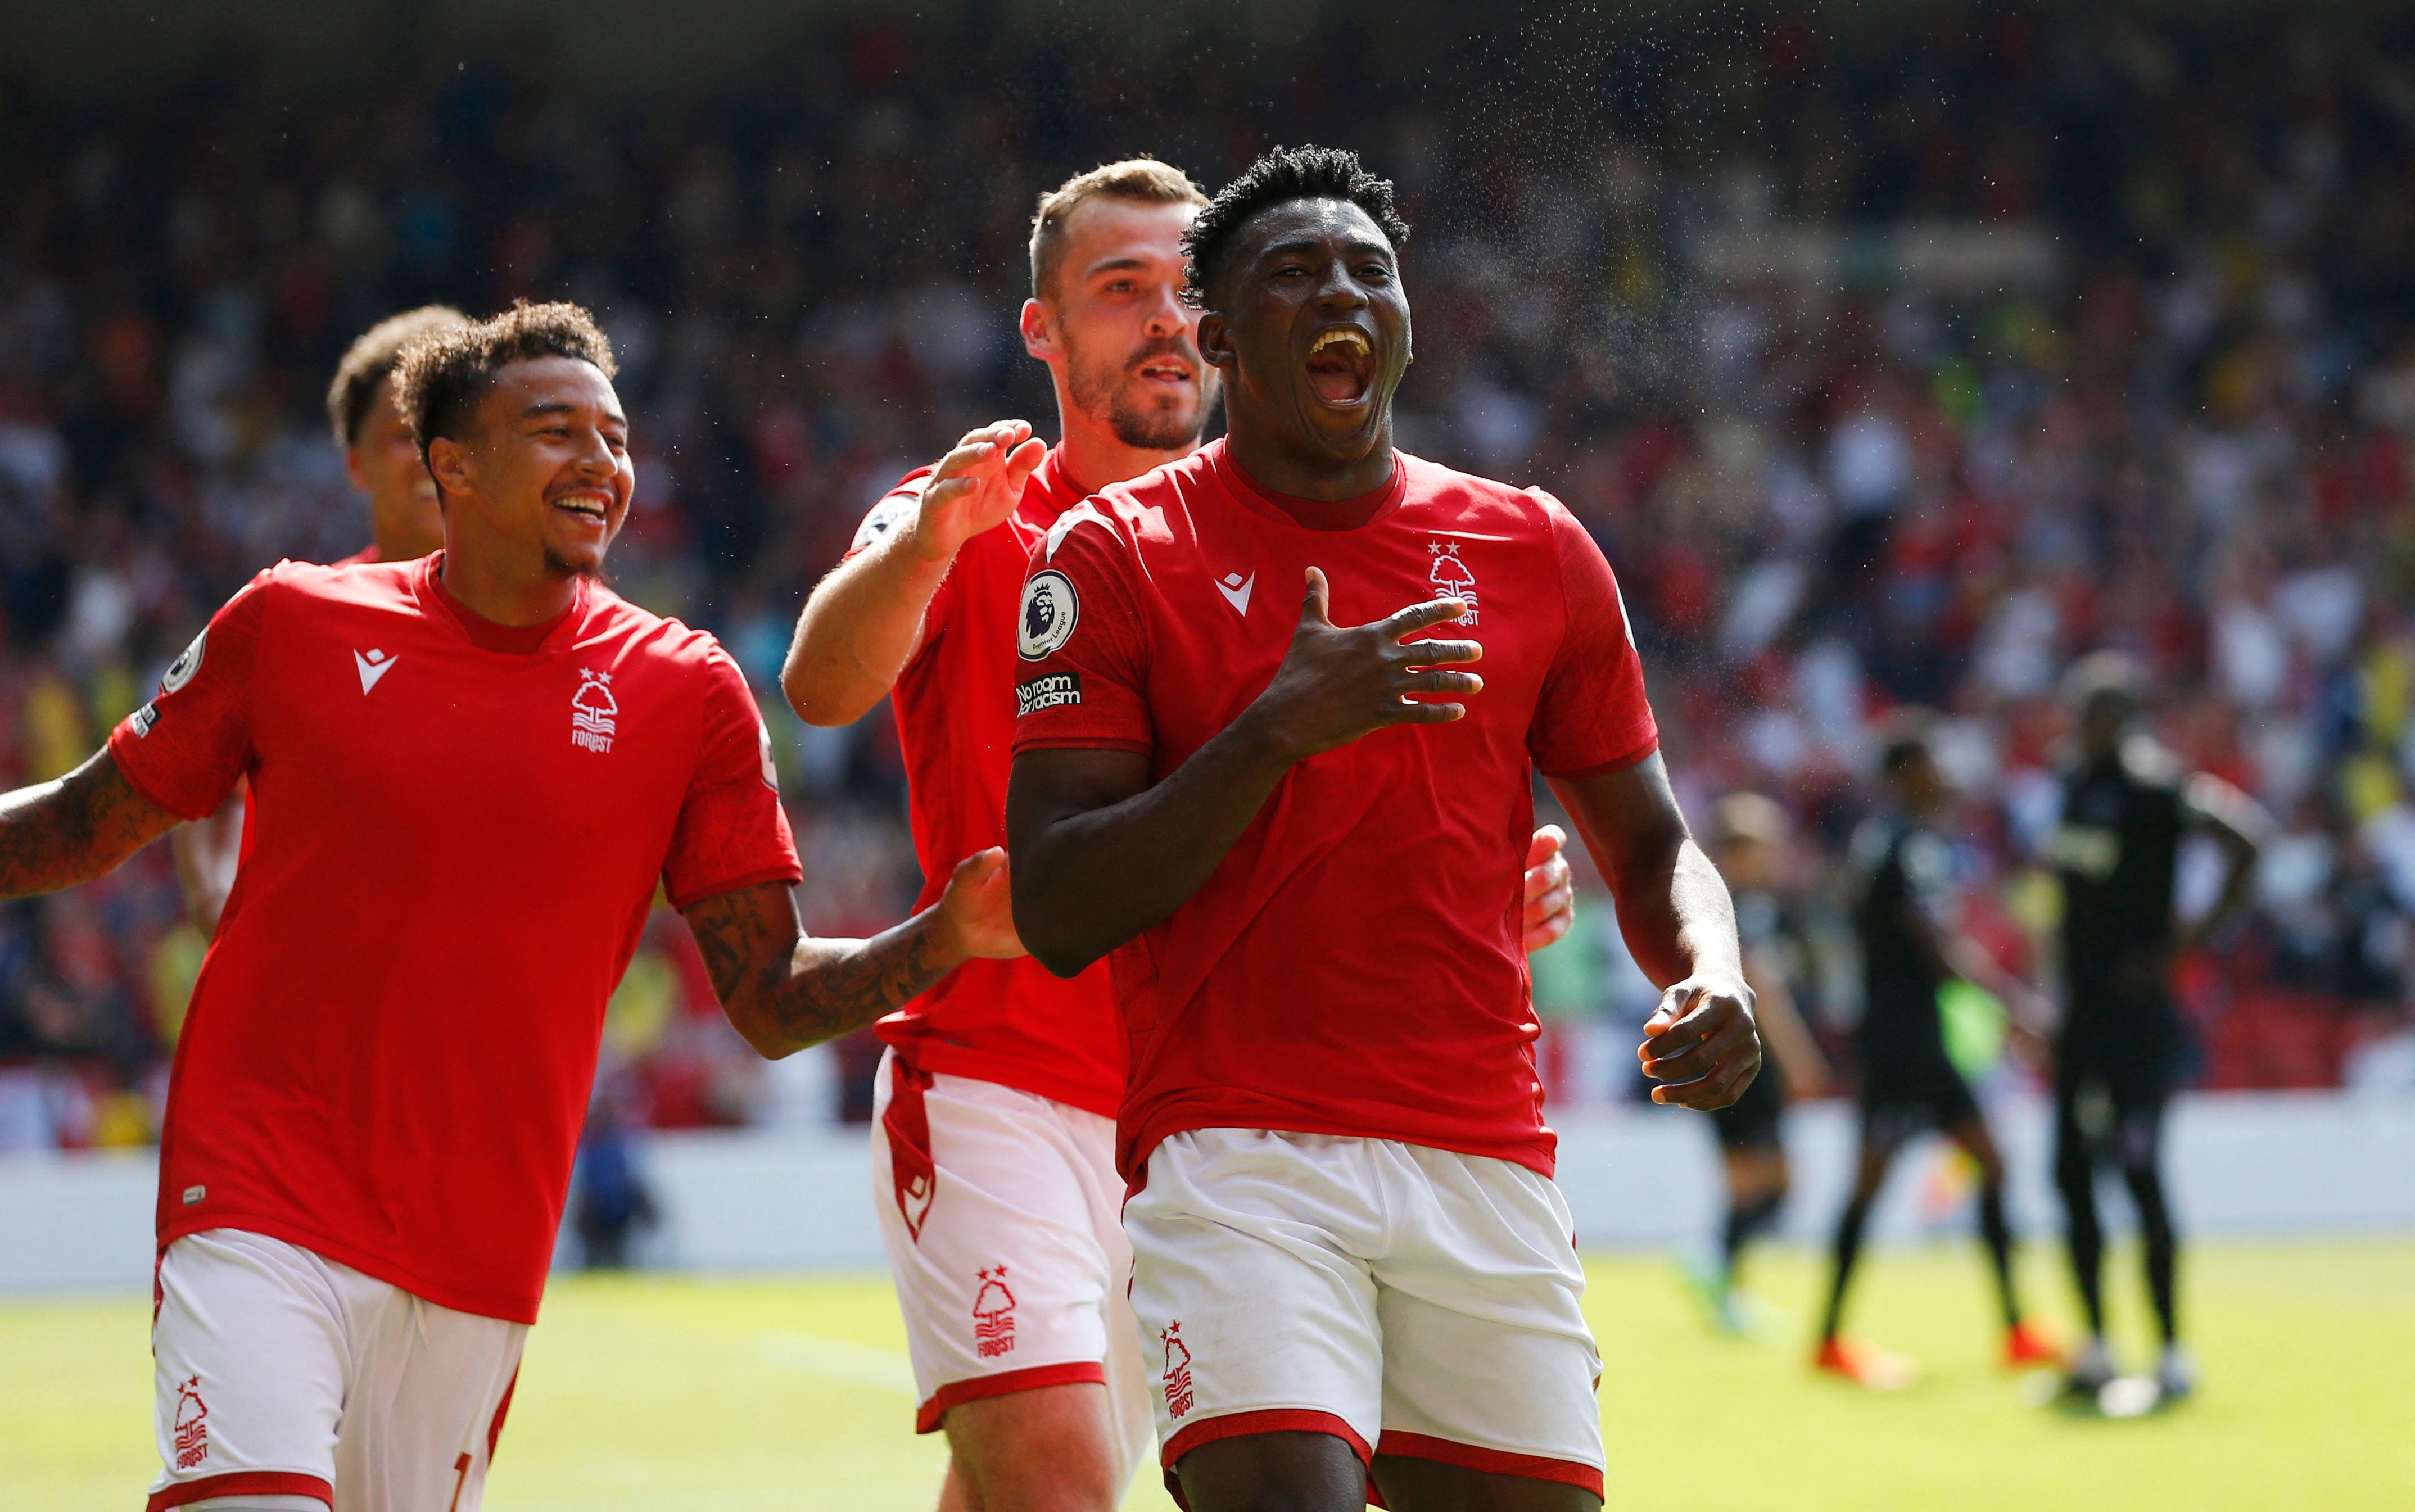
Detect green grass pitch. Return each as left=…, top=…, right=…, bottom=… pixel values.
left=6, top=1240, right=2409, bottom=1510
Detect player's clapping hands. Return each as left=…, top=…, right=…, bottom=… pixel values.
left=1638, top=972, right=1761, bottom=1109
left=1246, top=567, right=1484, bottom=762
left=909, top=420, right=1048, bottom=564
left=929, top=848, right=1029, bottom=965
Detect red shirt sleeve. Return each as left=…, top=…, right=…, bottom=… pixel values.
left=1008, top=507, right=1153, bottom=756
left=661, top=645, right=804, bottom=909
left=1527, top=492, right=1659, bottom=778
left=106, top=569, right=273, bottom=820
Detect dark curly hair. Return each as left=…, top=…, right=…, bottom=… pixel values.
left=1181, top=144, right=1411, bottom=310
left=325, top=305, right=468, bottom=450
left=392, top=300, right=617, bottom=462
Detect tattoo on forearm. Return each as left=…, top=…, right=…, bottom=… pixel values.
left=0, top=754, right=179, bottom=899
left=686, top=884, right=954, bottom=1054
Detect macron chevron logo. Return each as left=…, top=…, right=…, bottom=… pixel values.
left=353, top=648, right=397, bottom=695
left=1215, top=571, right=1255, bottom=616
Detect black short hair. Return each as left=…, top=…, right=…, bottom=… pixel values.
left=392, top=301, right=617, bottom=462
left=1182, top=144, right=1411, bottom=310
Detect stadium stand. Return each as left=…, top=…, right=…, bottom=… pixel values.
left=1, top=5, right=2411, bottom=1149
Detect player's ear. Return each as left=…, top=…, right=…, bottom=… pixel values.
left=425, top=435, right=473, bottom=501
left=1198, top=311, right=1235, bottom=369
left=1019, top=298, right=1057, bottom=362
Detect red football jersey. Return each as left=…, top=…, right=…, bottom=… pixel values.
left=1011, top=441, right=1658, bottom=1183
left=855, top=448, right=1122, bottom=1116
left=107, top=555, right=800, bottom=1323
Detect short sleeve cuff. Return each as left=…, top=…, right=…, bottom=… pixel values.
left=666, top=862, right=806, bottom=915
left=1537, top=736, right=1659, bottom=783
left=1010, top=736, right=1155, bottom=758
left=104, top=723, right=223, bottom=823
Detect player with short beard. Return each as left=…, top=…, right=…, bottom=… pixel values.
left=0, top=301, right=1021, bottom=1512
left=1007, top=145, right=1756, bottom=1512
left=782, top=160, right=1576, bottom=1512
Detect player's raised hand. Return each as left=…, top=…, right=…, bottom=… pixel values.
left=1245, top=567, right=1484, bottom=762
left=929, top=847, right=1028, bottom=963
left=909, top=421, right=1047, bottom=564
left=1522, top=825, right=1576, bottom=953
left=1637, top=971, right=1761, bottom=1109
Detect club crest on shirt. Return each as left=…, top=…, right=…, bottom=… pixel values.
left=1018, top=570, right=1079, bottom=661
left=1160, top=1322, right=1195, bottom=1418
left=571, top=668, right=618, bottom=753
left=1429, top=541, right=1478, bottom=624
left=972, top=1266, right=1017, bottom=1359
left=172, top=1375, right=209, bottom=1470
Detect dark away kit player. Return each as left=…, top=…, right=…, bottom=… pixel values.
left=0, top=303, right=1020, bottom=1512
left=1691, top=791, right=1834, bottom=1337
left=783, top=159, right=1575, bottom=1512
left=172, top=305, right=470, bottom=936
left=2047, top=653, right=2264, bottom=1407
left=1006, top=146, right=1760, bottom=1511
left=1816, top=716, right=2060, bottom=1389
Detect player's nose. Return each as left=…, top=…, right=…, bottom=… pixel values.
left=1143, top=285, right=1188, bottom=336
left=569, top=426, right=617, bottom=477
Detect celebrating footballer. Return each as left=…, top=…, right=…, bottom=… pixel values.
left=1006, top=146, right=1760, bottom=1511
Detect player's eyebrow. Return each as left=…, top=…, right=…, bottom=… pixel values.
left=1258, top=236, right=1392, bottom=264
left=1084, top=255, right=1152, bottom=279
left=521, top=401, right=630, bottom=427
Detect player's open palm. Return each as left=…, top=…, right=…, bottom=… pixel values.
left=912, top=420, right=1047, bottom=563
left=931, top=846, right=1027, bottom=962
left=1249, top=567, right=1483, bottom=761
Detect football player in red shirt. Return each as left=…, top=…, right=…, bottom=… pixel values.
left=173, top=305, right=470, bottom=937
left=0, top=302, right=1019, bottom=1512
left=1006, top=147, right=1759, bottom=1511
left=781, top=160, right=1576, bottom=1512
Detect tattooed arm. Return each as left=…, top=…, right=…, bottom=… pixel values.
left=0, top=750, right=184, bottom=898
left=682, top=847, right=1025, bottom=1059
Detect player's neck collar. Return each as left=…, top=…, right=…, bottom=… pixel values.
left=1211, top=439, right=1408, bottom=532
left=419, top=553, right=587, bottom=655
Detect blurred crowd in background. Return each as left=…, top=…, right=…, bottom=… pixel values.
left=4, top=3, right=2414, bottom=1152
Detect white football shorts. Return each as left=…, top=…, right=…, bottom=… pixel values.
left=870, top=1051, right=1152, bottom=1487
left=147, top=1228, right=526, bottom=1512
left=1126, top=1128, right=1604, bottom=1501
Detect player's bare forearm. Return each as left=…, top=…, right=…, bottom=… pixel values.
left=2183, top=772, right=2269, bottom=943
left=783, top=423, right=1045, bottom=727
left=1745, top=945, right=1832, bottom=1094
left=684, top=881, right=962, bottom=1058
left=170, top=787, right=245, bottom=936
left=1006, top=721, right=1298, bottom=977
left=1552, top=756, right=1760, bottom=1108
left=0, top=750, right=182, bottom=899
left=782, top=536, right=951, bottom=727
left=1550, top=757, right=1742, bottom=988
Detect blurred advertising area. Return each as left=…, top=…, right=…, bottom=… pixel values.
left=2, top=0, right=2414, bottom=1163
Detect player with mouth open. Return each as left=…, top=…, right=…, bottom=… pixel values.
left=781, top=159, right=1576, bottom=1512
left=1006, top=146, right=1759, bottom=1511
left=0, top=301, right=1021, bottom=1512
